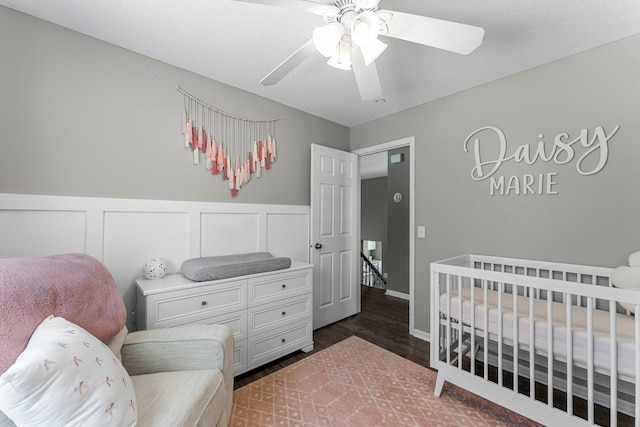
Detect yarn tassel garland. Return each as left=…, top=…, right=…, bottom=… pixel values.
left=175, top=103, right=278, bottom=197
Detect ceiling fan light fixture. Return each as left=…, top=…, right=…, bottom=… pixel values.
left=351, top=11, right=381, bottom=47
left=313, top=23, right=344, bottom=57
left=359, top=38, right=387, bottom=66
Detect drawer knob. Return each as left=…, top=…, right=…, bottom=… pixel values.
left=201, top=301, right=207, bottom=306
left=281, top=283, right=286, bottom=289
left=281, top=338, right=286, bottom=343
left=281, top=311, right=286, bottom=316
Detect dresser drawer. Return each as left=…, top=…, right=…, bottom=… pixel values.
left=247, top=319, right=313, bottom=369
left=248, top=269, right=311, bottom=306
left=147, top=280, right=246, bottom=328
left=169, top=310, right=247, bottom=343
left=248, top=294, right=311, bottom=336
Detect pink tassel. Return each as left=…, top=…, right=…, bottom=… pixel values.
left=205, top=134, right=212, bottom=170
left=271, top=136, right=277, bottom=160
left=216, top=144, right=224, bottom=175
left=181, top=111, right=188, bottom=134
left=191, top=126, right=197, bottom=150
left=197, top=127, right=205, bottom=151
left=185, top=120, right=193, bottom=148
left=252, top=142, right=259, bottom=172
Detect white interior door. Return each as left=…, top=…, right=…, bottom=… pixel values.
left=310, top=144, right=359, bottom=329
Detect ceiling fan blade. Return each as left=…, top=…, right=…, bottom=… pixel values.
left=352, top=49, right=382, bottom=101
left=233, top=0, right=339, bottom=17
left=382, top=10, right=484, bottom=55
left=260, top=39, right=317, bottom=86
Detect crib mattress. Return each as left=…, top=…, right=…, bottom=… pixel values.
left=439, top=288, right=637, bottom=379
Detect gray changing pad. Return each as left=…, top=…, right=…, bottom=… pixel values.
left=181, top=252, right=292, bottom=281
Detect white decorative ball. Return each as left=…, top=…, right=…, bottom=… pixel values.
left=143, top=258, right=167, bottom=280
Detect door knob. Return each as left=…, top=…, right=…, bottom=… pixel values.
left=314, top=243, right=323, bottom=249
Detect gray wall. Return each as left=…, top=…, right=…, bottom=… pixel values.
left=361, top=177, right=387, bottom=244
left=0, top=6, right=349, bottom=205
left=3, top=6, right=640, bottom=335
left=351, top=34, right=640, bottom=333
left=386, top=147, right=410, bottom=294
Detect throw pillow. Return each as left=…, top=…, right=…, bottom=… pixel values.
left=0, top=316, right=137, bottom=426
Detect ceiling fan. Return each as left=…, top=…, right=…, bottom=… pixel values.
left=234, top=0, right=485, bottom=101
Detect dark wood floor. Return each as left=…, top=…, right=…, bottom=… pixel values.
left=234, top=285, right=428, bottom=389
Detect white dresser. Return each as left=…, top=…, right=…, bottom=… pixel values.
left=135, top=262, right=314, bottom=376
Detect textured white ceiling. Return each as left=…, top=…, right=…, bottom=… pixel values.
left=2, top=0, right=639, bottom=127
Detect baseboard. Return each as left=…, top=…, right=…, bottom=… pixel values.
left=412, top=329, right=430, bottom=342
left=385, top=289, right=409, bottom=300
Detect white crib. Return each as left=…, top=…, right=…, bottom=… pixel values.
left=430, top=254, right=640, bottom=427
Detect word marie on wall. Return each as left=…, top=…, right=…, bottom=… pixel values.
left=463, top=125, right=620, bottom=196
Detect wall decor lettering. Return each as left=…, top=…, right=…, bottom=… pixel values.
left=463, top=125, right=620, bottom=196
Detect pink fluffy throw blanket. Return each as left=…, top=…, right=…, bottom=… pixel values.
left=0, top=253, right=126, bottom=373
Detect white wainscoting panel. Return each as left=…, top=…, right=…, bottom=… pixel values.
left=0, top=210, right=87, bottom=258
left=201, top=213, right=260, bottom=256
left=266, top=213, right=310, bottom=264
left=103, top=211, right=191, bottom=306
left=0, top=193, right=310, bottom=331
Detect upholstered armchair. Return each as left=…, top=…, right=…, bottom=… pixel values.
left=0, top=254, right=233, bottom=427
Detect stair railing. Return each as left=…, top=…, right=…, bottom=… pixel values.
left=361, top=252, right=387, bottom=290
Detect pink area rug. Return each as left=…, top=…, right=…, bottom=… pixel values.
left=230, top=336, right=539, bottom=426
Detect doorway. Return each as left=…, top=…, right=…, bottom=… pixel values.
left=354, top=136, right=416, bottom=335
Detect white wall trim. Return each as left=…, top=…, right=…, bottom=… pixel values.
left=353, top=136, right=416, bottom=336
left=412, top=329, right=430, bottom=342
left=385, top=289, right=409, bottom=300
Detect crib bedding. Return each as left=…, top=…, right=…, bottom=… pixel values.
left=181, top=252, right=292, bottom=281
left=439, top=287, right=637, bottom=379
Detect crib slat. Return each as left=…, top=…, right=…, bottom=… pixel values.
left=470, top=281, right=476, bottom=376
left=529, top=291, right=535, bottom=400
left=635, top=306, right=640, bottom=423
left=513, top=285, right=518, bottom=395
left=498, top=281, right=503, bottom=387
left=609, top=299, right=617, bottom=427
left=446, top=274, right=451, bottom=366
left=587, top=297, right=594, bottom=424
left=566, top=294, right=573, bottom=417
left=484, top=280, right=489, bottom=381
left=458, top=275, right=463, bottom=370
left=547, top=295, right=553, bottom=407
